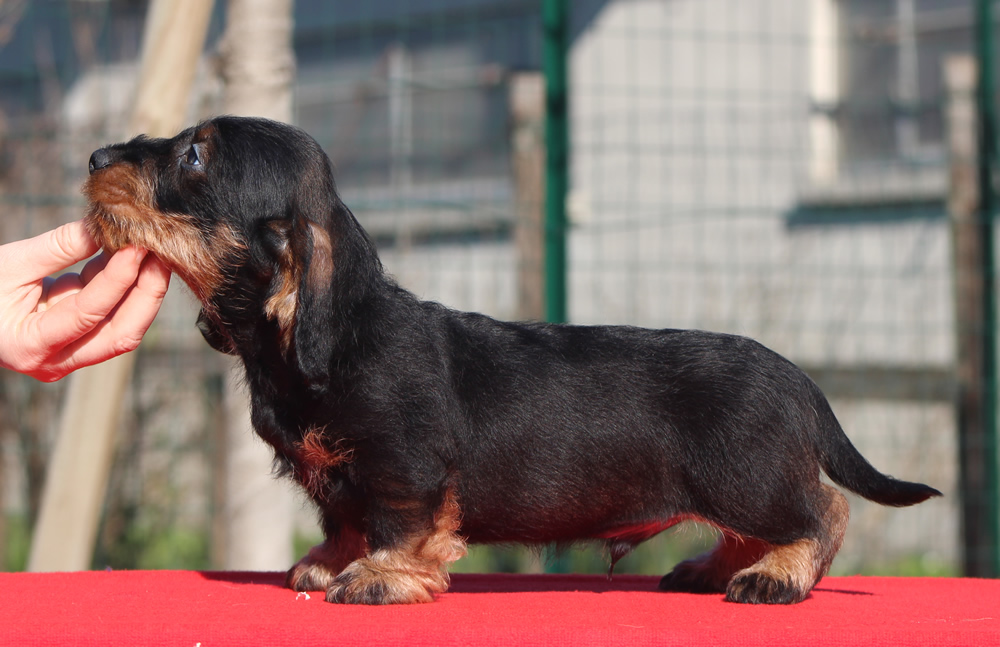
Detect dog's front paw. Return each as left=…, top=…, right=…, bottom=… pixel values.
left=286, top=532, right=367, bottom=592
left=325, top=555, right=447, bottom=605
left=725, top=571, right=808, bottom=605
left=286, top=553, right=339, bottom=592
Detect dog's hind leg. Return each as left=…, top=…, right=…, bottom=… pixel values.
left=724, top=485, right=849, bottom=604
left=660, top=484, right=850, bottom=604
left=325, top=488, right=467, bottom=605
left=659, top=532, right=770, bottom=595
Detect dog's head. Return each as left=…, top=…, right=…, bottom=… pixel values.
left=84, top=117, right=373, bottom=382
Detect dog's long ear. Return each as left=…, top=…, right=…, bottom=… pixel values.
left=263, top=216, right=335, bottom=386
left=290, top=218, right=335, bottom=385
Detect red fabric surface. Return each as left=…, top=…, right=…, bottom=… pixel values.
left=0, top=571, right=996, bottom=646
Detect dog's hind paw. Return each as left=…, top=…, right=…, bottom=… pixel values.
left=725, top=571, right=808, bottom=605
left=658, top=561, right=728, bottom=594
left=659, top=532, right=771, bottom=596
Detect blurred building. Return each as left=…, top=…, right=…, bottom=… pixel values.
left=0, top=0, right=976, bottom=575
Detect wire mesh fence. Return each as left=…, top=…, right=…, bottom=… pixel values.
left=0, top=0, right=995, bottom=579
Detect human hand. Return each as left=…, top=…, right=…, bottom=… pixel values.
left=0, top=220, right=171, bottom=382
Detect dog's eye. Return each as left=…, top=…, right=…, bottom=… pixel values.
left=183, top=144, right=202, bottom=169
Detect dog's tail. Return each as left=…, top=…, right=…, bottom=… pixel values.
left=813, top=392, right=942, bottom=507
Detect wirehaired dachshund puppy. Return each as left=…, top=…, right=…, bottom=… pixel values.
left=83, top=116, right=940, bottom=605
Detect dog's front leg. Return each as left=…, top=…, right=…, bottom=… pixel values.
left=326, top=488, right=466, bottom=605
left=286, top=522, right=366, bottom=592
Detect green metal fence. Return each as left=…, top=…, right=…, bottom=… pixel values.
left=549, top=0, right=997, bottom=577
left=973, top=0, right=1000, bottom=578
left=0, top=0, right=996, bottom=579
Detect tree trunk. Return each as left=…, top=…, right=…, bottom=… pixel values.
left=218, top=0, right=301, bottom=571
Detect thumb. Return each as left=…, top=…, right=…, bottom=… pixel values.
left=2, top=221, right=100, bottom=282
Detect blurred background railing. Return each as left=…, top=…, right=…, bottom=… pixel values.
left=0, top=0, right=997, bottom=579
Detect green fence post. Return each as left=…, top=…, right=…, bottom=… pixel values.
left=543, top=0, right=569, bottom=325
left=541, top=0, right=570, bottom=574
left=975, top=0, right=1000, bottom=578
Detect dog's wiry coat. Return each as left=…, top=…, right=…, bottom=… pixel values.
left=84, top=116, right=941, bottom=605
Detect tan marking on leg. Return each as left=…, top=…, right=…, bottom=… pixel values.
left=327, top=489, right=467, bottom=605
left=726, top=538, right=822, bottom=604
left=726, top=485, right=850, bottom=604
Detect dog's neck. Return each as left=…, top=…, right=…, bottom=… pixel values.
left=232, top=225, right=403, bottom=465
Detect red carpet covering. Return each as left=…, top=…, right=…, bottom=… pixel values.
left=0, top=571, right=997, bottom=646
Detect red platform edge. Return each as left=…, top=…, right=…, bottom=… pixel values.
left=0, top=571, right=997, bottom=646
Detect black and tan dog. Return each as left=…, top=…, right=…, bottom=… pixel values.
left=83, top=116, right=940, bottom=605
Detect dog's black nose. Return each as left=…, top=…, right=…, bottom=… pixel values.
left=88, top=148, right=113, bottom=174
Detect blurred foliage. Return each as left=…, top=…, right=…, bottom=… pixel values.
left=832, top=554, right=959, bottom=578
left=3, top=515, right=30, bottom=572
left=302, top=521, right=718, bottom=577
left=93, top=505, right=210, bottom=571
left=6, top=514, right=956, bottom=577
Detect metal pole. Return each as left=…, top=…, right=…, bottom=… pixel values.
left=542, top=0, right=568, bottom=324
left=974, top=0, right=1000, bottom=577
left=541, top=0, right=570, bottom=574
left=949, top=54, right=997, bottom=579
left=510, top=72, right=546, bottom=322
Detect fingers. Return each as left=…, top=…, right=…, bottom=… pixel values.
left=33, top=247, right=148, bottom=355
left=101, top=251, right=171, bottom=345
left=136, top=252, right=171, bottom=296
left=41, top=252, right=171, bottom=377
left=1, top=221, right=100, bottom=283
left=0, top=220, right=171, bottom=381
left=39, top=273, right=86, bottom=311
left=37, top=251, right=119, bottom=311
left=81, top=250, right=112, bottom=284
